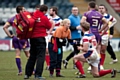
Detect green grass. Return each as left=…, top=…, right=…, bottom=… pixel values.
left=0, top=50, right=120, bottom=80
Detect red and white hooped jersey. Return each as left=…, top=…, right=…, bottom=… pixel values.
left=81, top=31, right=97, bottom=50
left=100, top=13, right=117, bottom=35
left=52, top=15, right=62, bottom=32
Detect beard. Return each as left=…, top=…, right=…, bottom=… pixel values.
left=50, top=14, right=54, bottom=16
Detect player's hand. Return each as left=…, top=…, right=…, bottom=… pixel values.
left=47, top=31, right=53, bottom=35
left=109, top=35, right=113, bottom=39
left=77, top=46, right=82, bottom=50
left=76, top=26, right=81, bottom=30
left=10, top=34, right=15, bottom=38
left=73, top=40, right=77, bottom=44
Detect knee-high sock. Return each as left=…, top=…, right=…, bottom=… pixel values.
left=99, top=70, right=112, bottom=77
left=45, top=55, right=50, bottom=66
left=100, top=54, right=106, bottom=66
left=15, top=56, right=22, bottom=73
left=75, top=61, right=85, bottom=75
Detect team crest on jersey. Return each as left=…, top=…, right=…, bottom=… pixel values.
left=36, top=18, right=41, bottom=22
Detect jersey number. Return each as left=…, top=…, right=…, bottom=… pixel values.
left=92, top=19, right=98, bottom=26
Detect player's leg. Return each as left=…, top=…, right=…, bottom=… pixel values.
left=91, top=58, right=116, bottom=78
left=15, top=49, right=22, bottom=75
left=12, top=36, right=22, bottom=75
left=100, top=35, right=108, bottom=70
left=23, top=47, right=30, bottom=58
left=63, top=43, right=80, bottom=69
left=45, top=48, right=50, bottom=70
left=73, top=53, right=86, bottom=78
left=45, top=36, right=50, bottom=70
left=88, top=33, right=101, bottom=71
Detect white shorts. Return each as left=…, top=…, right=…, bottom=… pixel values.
left=86, top=59, right=100, bottom=67
left=84, top=49, right=100, bottom=67
left=45, top=35, right=52, bottom=48
left=101, top=34, right=109, bottom=46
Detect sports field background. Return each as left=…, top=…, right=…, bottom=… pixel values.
left=0, top=51, right=120, bottom=80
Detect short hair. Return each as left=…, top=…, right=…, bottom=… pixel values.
left=99, top=4, right=108, bottom=11
left=89, top=1, right=96, bottom=8
left=50, top=6, right=58, bottom=15
left=80, top=21, right=90, bottom=31
left=16, top=5, right=24, bottom=13
left=40, top=4, right=48, bottom=12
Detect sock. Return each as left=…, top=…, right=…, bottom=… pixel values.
left=15, top=56, right=22, bottom=73
left=75, top=61, right=85, bottom=75
left=49, top=69, right=54, bottom=75
left=56, top=68, right=60, bottom=75
left=100, top=54, right=106, bottom=66
left=45, top=55, right=50, bottom=67
left=99, top=70, right=112, bottom=77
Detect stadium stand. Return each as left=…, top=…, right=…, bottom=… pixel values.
left=0, top=0, right=73, bottom=21
left=0, top=0, right=119, bottom=37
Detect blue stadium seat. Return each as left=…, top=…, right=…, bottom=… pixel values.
left=11, top=8, right=16, bottom=14
left=3, top=8, right=11, bottom=13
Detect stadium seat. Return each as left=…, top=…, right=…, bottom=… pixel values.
left=0, top=8, right=3, bottom=13
left=11, top=8, right=16, bottom=14
left=27, top=8, right=34, bottom=12
left=2, top=13, right=10, bottom=19
left=3, top=8, right=11, bottom=13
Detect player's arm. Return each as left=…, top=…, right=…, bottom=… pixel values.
left=109, top=26, right=114, bottom=39
left=3, top=22, right=14, bottom=38
left=78, top=43, right=88, bottom=52
left=48, top=19, right=55, bottom=35
left=108, top=16, right=117, bottom=28
left=99, top=17, right=108, bottom=35
left=108, top=16, right=116, bottom=39
left=78, top=38, right=89, bottom=52
left=81, top=16, right=87, bottom=23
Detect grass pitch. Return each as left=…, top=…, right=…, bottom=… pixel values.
left=0, top=50, right=120, bottom=80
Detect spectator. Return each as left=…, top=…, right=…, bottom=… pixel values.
left=63, top=6, right=82, bottom=69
